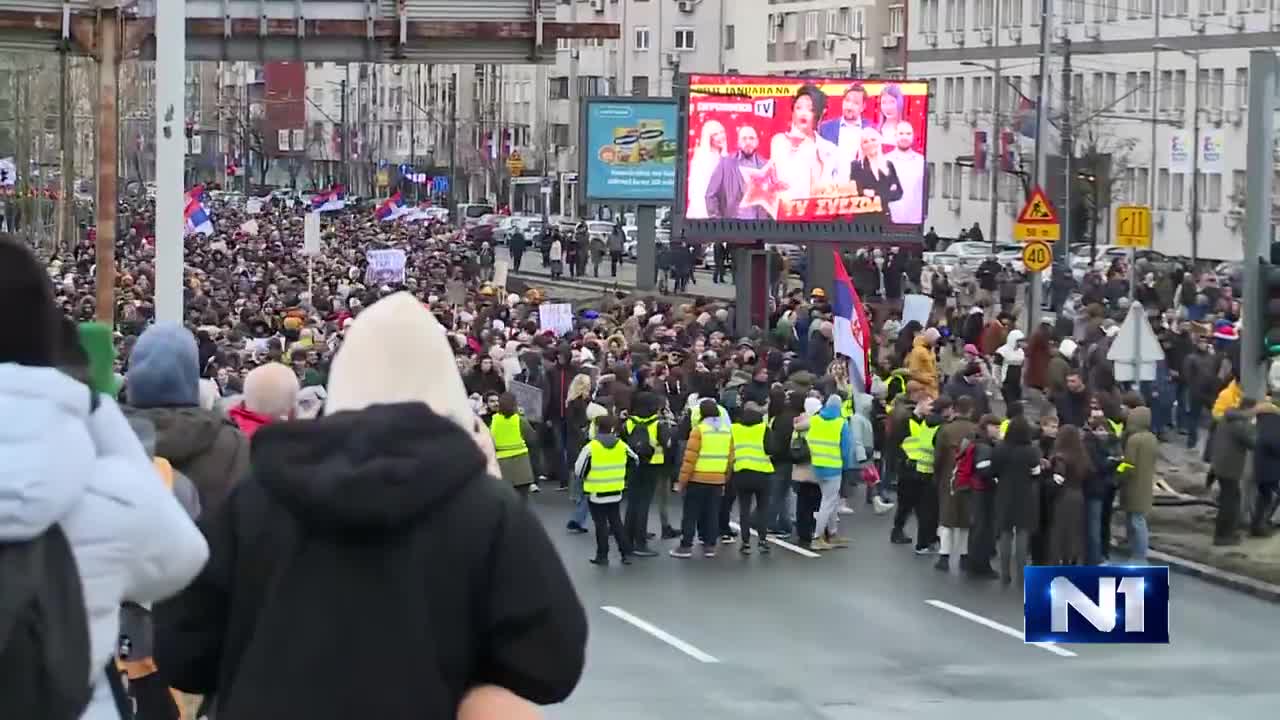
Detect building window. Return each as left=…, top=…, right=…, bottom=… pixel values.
left=551, top=123, right=570, bottom=146
left=1173, top=69, right=1187, bottom=109
left=977, top=0, right=995, bottom=27
left=1210, top=67, right=1225, bottom=106
left=1139, top=71, right=1151, bottom=111
left=1124, top=72, right=1138, bottom=111
left=1170, top=172, right=1186, bottom=210
left=1236, top=67, right=1249, bottom=106
left=550, top=77, right=569, bottom=100
left=889, top=6, right=906, bottom=33
left=724, top=24, right=735, bottom=49
left=927, top=162, right=936, bottom=198
left=1199, top=172, right=1223, bottom=211
left=837, top=6, right=852, bottom=34
left=1232, top=170, right=1247, bottom=204
left=921, top=0, right=941, bottom=31
left=1000, top=0, right=1023, bottom=24
left=804, top=11, right=820, bottom=40
left=632, top=75, right=650, bottom=96
left=634, top=27, right=650, bottom=50
left=1134, top=167, right=1150, bottom=205
left=675, top=28, right=696, bottom=51
left=853, top=7, right=866, bottom=35
left=942, top=162, right=954, bottom=197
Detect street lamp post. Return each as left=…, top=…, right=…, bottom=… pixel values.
left=827, top=32, right=864, bottom=78
left=1153, top=43, right=1203, bottom=265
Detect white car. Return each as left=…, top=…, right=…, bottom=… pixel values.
left=946, top=241, right=995, bottom=269
left=922, top=252, right=959, bottom=275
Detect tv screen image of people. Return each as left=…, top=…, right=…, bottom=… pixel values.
left=684, top=75, right=929, bottom=226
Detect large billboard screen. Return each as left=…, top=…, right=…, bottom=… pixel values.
left=679, top=75, right=929, bottom=242
left=581, top=98, right=679, bottom=203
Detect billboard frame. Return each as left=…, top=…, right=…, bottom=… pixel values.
left=673, top=72, right=926, bottom=245
left=578, top=95, right=680, bottom=205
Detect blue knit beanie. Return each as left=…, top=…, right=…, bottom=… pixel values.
left=125, top=322, right=200, bottom=408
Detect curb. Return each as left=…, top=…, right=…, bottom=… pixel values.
left=1147, top=546, right=1280, bottom=602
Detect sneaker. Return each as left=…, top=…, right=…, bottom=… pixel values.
left=621, top=555, right=633, bottom=565
left=914, top=543, right=939, bottom=555
left=933, top=555, right=951, bottom=572
left=530, top=483, right=541, bottom=494
left=661, top=526, right=681, bottom=540
left=703, top=548, right=717, bottom=558
left=740, top=543, right=752, bottom=555
left=758, top=542, right=772, bottom=554
left=632, top=548, right=659, bottom=558
left=589, top=556, right=608, bottom=566
left=811, top=538, right=834, bottom=551
left=872, top=497, right=895, bottom=515
left=566, top=522, right=588, bottom=534
left=890, top=530, right=913, bottom=545
left=838, top=503, right=855, bottom=515
left=669, top=546, right=693, bottom=558
left=720, top=533, right=737, bottom=545
left=827, top=535, right=851, bottom=549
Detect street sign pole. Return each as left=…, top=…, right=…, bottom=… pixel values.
left=1242, top=50, right=1277, bottom=400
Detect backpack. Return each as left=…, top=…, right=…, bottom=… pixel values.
left=790, top=428, right=812, bottom=465
left=0, top=524, right=93, bottom=720
left=626, top=418, right=658, bottom=464
left=951, top=437, right=981, bottom=493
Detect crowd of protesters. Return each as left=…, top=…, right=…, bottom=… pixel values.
left=2, top=188, right=1278, bottom=720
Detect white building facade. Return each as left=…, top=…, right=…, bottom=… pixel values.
left=907, top=0, right=1279, bottom=260
left=724, top=0, right=907, bottom=77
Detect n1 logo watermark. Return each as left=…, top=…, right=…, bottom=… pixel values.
left=1024, top=566, right=1170, bottom=644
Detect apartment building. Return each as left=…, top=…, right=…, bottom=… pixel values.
left=908, top=0, right=1280, bottom=260
left=725, top=0, right=907, bottom=77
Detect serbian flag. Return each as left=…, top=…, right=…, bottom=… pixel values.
left=375, top=191, right=407, bottom=222
left=311, top=184, right=346, bottom=212
left=832, top=250, right=873, bottom=392
left=183, top=196, right=214, bottom=236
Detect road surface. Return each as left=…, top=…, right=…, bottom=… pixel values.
left=526, top=492, right=1279, bottom=720
left=496, top=247, right=737, bottom=301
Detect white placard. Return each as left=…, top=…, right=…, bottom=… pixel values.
left=365, top=248, right=407, bottom=285
left=902, top=293, right=934, bottom=328
left=303, top=212, right=321, bottom=256
left=245, top=198, right=263, bottom=215
left=539, top=302, right=574, bottom=337
left=238, top=219, right=259, bottom=236
left=493, top=260, right=509, bottom=290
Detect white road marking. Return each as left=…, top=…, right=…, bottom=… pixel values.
left=600, top=606, right=721, bottom=663
left=925, top=599, right=1078, bottom=658
left=728, top=521, right=822, bottom=558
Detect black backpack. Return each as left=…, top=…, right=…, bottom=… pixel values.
left=626, top=418, right=658, bottom=464
left=0, top=524, right=93, bottom=720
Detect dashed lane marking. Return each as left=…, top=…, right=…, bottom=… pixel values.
left=925, top=599, right=1078, bottom=658
left=600, top=606, right=721, bottom=663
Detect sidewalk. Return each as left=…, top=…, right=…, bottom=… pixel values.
left=1142, top=444, right=1280, bottom=601
left=497, top=247, right=736, bottom=300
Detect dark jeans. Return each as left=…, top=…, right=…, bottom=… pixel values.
left=625, top=464, right=662, bottom=549
left=718, top=476, right=737, bottom=536
left=794, top=482, right=822, bottom=546
left=1184, top=397, right=1205, bottom=448
left=1254, top=485, right=1278, bottom=532
left=767, top=463, right=794, bottom=534
left=610, top=250, right=623, bottom=276
left=511, top=249, right=524, bottom=271
left=734, top=470, right=771, bottom=543
left=541, top=421, right=569, bottom=487
left=713, top=261, right=727, bottom=283
left=1098, top=484, right=1116, bottom=559
left=967, top=488, right=997, bottom=568
left=1215, top=473, right=1242, bottom=540
left=893, top=467, right=939, bottom=549
left=589, top=501, right=631, bottom=559
left=679, top=483, right=722, bottom=548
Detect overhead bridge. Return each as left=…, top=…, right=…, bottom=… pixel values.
left=0, top=1, right=618, bottom=63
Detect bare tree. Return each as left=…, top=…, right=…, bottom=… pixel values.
left=1066, top=98, right=1138, bottom=244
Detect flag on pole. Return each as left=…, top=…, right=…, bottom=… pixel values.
left=183, top=196, right=214, bottom=236
left=832, top=250, right=873, bottom=393
left=375, top=191, right=407, bottom=222
left=311, top=184, right=346, bottom=212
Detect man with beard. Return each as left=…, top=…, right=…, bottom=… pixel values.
left=884, top=120, right=925, bottom=224
left=705, top=125, right=767, bottom=219
left=819, top=84, right=873, bottom=173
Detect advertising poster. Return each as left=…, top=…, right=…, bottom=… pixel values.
left=1167, top=131, right=1192, bottom=174
left=684, top=75, right=929, bottom=226
left=1199, top=128, right=1225, bottom=174
left=583, top=100, right=679, bottom=202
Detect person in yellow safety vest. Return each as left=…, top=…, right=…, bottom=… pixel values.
left=892, top=394, right=943, bottom=552
left=730, top=401, right=775, bottom=555
left=883, top=368, right=911, bottom=413
left=808, top=395, right=854, bottom=551
left=672, top=399, right=735, bottom=558
left=622, top=391, right=671, bottom=557
left=571, top=414, right=638, bottom=566
left=488, top=393, right=541, bottom=497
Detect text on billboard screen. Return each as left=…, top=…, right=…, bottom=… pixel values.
left=583, top=100, right=679, bottom=202
left=684, top=76, right=929, bottom=226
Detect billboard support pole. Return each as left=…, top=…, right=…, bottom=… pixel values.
left=636, top=204, right=657, bottom=292
left=1026, top=0, right=1052, bottom=335
left=1241, top=50, right=1276, bottom=401
left=806, top=242, right=834, bottom=300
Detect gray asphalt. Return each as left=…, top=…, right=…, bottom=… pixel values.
left=527, top=491, right=1280, bottom=720
left=496, top=246, right=738, bottom=301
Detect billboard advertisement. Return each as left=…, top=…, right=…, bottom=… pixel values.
left=679, top=75, right=929, bottom=241
left=581, top=98, right=679, bottom=203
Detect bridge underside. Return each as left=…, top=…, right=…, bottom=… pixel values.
left=0, top=11, right=618, bottom=63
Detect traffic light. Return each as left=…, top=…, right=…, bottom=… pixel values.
left=1259, top=260, right=1280, bottom=359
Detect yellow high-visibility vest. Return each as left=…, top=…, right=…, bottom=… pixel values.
left=693, top=421, right=732, bottom=474
left=585, top=440, right=628, bottom=494
left=841, top=398, right=854, bottom=419
left=902, top=417, right=940, bottom=475
left=490, top=414, right=529, bottom=459
left=1108, top=419, right=1124, bottom=437
left=626, top=415, right=665, bottom=465
left=691, top=403, right=729, bottom=425
left=731, top=422, right=774, bottom=473
left=807, top=415, right=845, bottom=469
left=999, top=418, right=1010, bottom=438
left=884, top=372, right=909, bottom=412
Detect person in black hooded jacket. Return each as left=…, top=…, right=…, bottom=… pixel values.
left=765, top=385, right=798, bottom=537
left=154, top=293, right=586, bottom=720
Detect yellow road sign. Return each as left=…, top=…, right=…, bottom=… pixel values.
left=1014, top=222, right=1061, bottom=241
left=1021, top=240, right=1053, bottom=273
left=507, top=153, right=525, bottom=175
left=1115, top=205, right=1152, bottom=248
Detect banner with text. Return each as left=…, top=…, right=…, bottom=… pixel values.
left=582, top=99, right=679, bottom=203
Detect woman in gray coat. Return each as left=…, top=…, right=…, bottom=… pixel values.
left=991, top=416, right=1043, bottom=586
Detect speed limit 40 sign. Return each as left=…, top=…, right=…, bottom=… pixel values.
left=1022, top=240, right=1054, bottom=273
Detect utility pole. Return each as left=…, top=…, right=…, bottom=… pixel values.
left=410, top=64, right=419, bottom=202
left=987, top=0, right=1002, bottom=253
left=1143, top=0, right=1162, bottom=296
left=1241, top=49, right=1276, bottom=400
left=340, top=75, right=349, bottom=189
left=1026, top=0, right=1052, bottom=333
left=1189, top=50, right=1201, bottom=264
left=448, top=72, right=458, bottom=214
left=241, top=72, right=250, bottom=195
left=93, top=8, right=120, bottom=326
left=59, top=49, right=74, bottom=254
left=1061, top=37, right=1073, bottom=268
